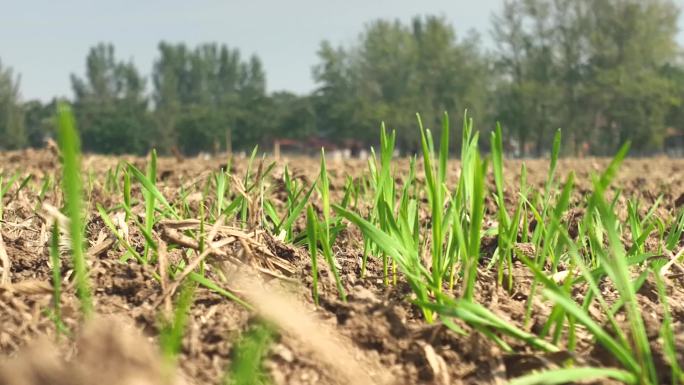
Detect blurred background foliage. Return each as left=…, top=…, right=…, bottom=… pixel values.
left=1, top=0, right=683, bottom=156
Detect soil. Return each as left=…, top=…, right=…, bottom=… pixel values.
left=0, top=148, right=683, bottom=385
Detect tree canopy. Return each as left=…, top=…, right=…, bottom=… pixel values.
left=1, top=0, right=682, bottom=156
left=0, top=60, right=26, bottom=150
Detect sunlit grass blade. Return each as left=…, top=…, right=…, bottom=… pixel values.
left=56, top=102, right=93, bottom=318
left=591, top=176, right=656, bottom=383
left=226, top=322, right=274, bottom=385
left=143, top=149, right=157, bottom=263
left=160, top=281, right=196, bottom=363
left=438, top=111, right=449, bottom=189
left=0, top=173, right=20, bottom=197
left=123, top=169, right=132, bottom=221
left=0, top=172, right=21, bottom=217
left=16, top=174, right=32, bottom=195
left=417, top=113, right=444, bottom=290
left=279, top=182, right=317, bottom=239
left=128, top=163, right=180, bottom=219
left=306, top=205, right=319, bottom=306
left=491, top=123, right=511, bottom=286
left=35, top=174, right=53, bottom=210
left=215, top=167, right=227, bottom=219
left=665, top=208, right=684, bottom=252
left=187, top=272, right=252, bottom=310
left=320, top=148, right=331, bottom=235
left=509, top=367, right=637, bottom=385
left=319, top=227, right=347, bottom=301
left=335, top=202, right=433, bottom=320
left=542, top=289, right=639, bottom=374
left=653, top=269, right=683, bottom=384
left=463, top=152, right=486, bottom=300
left=97, top=204, right=145, bottom=264
left=420, top=296, right=559, bottom=353
left=49, top=222, right=67, bottom=337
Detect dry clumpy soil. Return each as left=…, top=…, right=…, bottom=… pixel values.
left=0, top=148, right=683, bottom=385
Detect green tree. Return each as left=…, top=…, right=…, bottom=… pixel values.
left=551, top=0, right=593, bottom=155
left=269, top=92, right=316, bottom=140
left=71, top=43, right=152, bottom=154
left=584, top=0, right=680, bottom=153
left=664, top=64, right=684, bottom=134
left=152, top=43, right=269, bottom=154
left=491, top=0, right=680, bottom=155
left=312, top=41, right=362, bottom=142
left=313, top=16, right=490, bottom=153
left=492, top=0, right=562, bottom=156
left=0, top=60, right=26, bottom=150
left=233, top=55, right=271, bottom=150
left=24, top=99, right=56, bottom=148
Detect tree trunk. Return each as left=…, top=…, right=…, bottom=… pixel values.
left=225, top=126, right=232, bottom=156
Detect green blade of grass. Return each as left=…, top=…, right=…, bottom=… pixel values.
left=417, top=113, right=446, bottom=290
left=159, top=281, right=196, bottom=362
left=464, top=153, right=486, bottom=300
left=143, top=149, right=158, bottom=263
left=215, top=169, right=227, bottom=219
left=97, top=204, right=145, bottom=264
left=335, top=202, right=432, bottom=320
left=0, top=173, right=20, bottom=198
left=665, top=208, right=684, bottom=252
left=280, top=182, right=317, bottom=237
left=306, top=205, right=319, bottom=306
left=421, top=297, right=559, bottom=353
left=226, top=322, right=274, bottom=385
left=591, top=177, right=656, bottom=383
left=653, top=269, right=683, bottom=384
left=509, top=367, right=636, bottom=385
left=127, top=163, right=179, bottom=219
left=320, top=148, right=331, bottom=236
left=188, top=272, right=252, bottom=310
left=542, top=289, right=639, bottom=374
left=123, top=169, right=132, bottom=221
left=438, top=111, right=449, bottom=189
left=56, top=102, right=93, bottom=318
left=49, top=222, right=64, bottom=337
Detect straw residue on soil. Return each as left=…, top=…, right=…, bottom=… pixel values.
left=0, top=149, right=683, bottom=384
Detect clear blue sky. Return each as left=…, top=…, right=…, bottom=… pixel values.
left=1, top=0, right=682, bottom=102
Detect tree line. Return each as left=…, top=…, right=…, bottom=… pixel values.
left=0, top=0, right=683, bottom=156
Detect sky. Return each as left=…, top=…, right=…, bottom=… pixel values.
left=0, top=0, right=682, bottom=102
